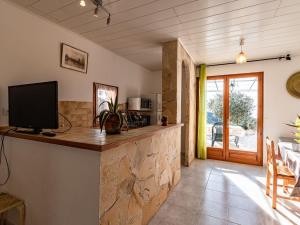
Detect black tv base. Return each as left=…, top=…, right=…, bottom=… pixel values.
left=16, top=128, right=42, bottom=135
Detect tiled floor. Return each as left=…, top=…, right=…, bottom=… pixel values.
left=149, top=159, right=300, bottom=225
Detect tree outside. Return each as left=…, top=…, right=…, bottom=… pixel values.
left=208, top=91, right=256, bottom=130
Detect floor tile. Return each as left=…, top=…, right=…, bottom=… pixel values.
left=195, top=214, right=231, bottom=225
left=227, top=207, right=261, bottom=225
left=200, top=199, right=229, bottom=220
left=174, top=180, right=205, bottom=198
left=149, top=159, right=300, bottom=225
left=206, top=180, right=248, bottom=198
left=157, top=204, right=199, bottom=225
left=166, top=190, right=202, bottom=211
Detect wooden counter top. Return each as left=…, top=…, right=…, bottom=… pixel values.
left=0, top=124, right=183, bottom=152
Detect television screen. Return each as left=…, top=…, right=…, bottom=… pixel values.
left=8, top=81, right=58, bottom=131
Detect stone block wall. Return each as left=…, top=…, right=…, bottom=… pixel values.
left=99, top=127, right=181, bottom=225
left=178, top=42, right=197, bottom=167
left=162, top=40, right=197, bottom=166
left=162, top=41, right=179, bottom=124
left=59, top=101, right=93, bottom=128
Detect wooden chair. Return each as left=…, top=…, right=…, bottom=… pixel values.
left=0, top=193, right=25, bottom=225
left=265, top=137, right=297, bottom=209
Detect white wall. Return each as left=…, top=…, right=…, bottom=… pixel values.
left=207, top=56, right=300, bottom=163
left=148, top=70, right=162, bottom=94
left=1, top=138, right=100, bottom=225
left=0, top=0, right=160, bottom=125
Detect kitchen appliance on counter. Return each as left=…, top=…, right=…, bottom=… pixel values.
left=127, top=94, right=162, bottom=126
left=128, top=97, right=151, bottom=111
left=127, top=113, right=151, bottom=128
left=145, top=93, right=162, bottom=125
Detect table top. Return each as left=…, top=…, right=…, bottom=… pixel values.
left=278, top=137, right=300, bottom=196
left=278, top=137, right=300, bottom=163
left=0, top=124, right=183, bottom=152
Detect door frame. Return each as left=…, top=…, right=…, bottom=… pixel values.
left=204, top=72, right=264, bottom=166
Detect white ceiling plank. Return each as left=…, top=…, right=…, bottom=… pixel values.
left=276, top=2, right=300, bottom=15
left=91, top=5, right=294, bottom=51
left=58, top=0, right=157, bottom=28
left=9, top=0, right=38, bottom=6
left=279, top=0, right=300, bottom=7
left=185, top=32, right=300, bottom=56
left=185, top=12, right=300, bottom=44
left=49, top=1, right=97, bottom=21
left=174, top=0, right=237, bottom=15
left=70, top=0, right=196, bottom=36
left=49, top=0, right=119, bottom=21
left=31, top=0, right=76, bottom=14
left=177, top=0, right=279, bottom=23
left=7, top=0, right=300, bottom=69
left=92, top=17, right=181, bottom=43
left=79, top=9, right=177, bottom=39
left=92, top=1, right=281, bottom=47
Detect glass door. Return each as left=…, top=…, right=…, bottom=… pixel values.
left=206, top=73, right=263, bottom=165
left=206, top=78, right=226, bottom=160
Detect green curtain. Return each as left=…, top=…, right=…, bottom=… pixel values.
left=197, top=64, right=207, bottom=159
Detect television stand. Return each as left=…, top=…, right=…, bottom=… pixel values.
left=16, top=128, right=42, bottom=135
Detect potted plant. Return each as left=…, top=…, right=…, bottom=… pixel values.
left=95, top=97, right=127, bottom=135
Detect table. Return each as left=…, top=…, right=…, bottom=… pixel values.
left=278, top=137, right=300, bottom=197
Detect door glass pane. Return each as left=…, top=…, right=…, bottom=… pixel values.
left=229, top=77, right=258, bottom=152
left=206, top=80, right=224, bottom=148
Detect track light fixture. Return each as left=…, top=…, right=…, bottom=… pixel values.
left=107, top=13, right=111, bottom=25
left=91, top=0, right=111, bottom=25
left=284, top=54, right=291, bottom=61
left=80, top=0, right=86, bottom=7
left=94, top=5, right=99, bottom=17
left=79, top=0, right=111, bottom=24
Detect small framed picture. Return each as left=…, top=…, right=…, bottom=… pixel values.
left=93, top=82, right=119, bottom=127
left=60, top=43, right=88, bottom=73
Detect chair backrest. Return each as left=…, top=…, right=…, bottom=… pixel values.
left=212, top=122, right=223, bottom=136
left=266, top=137, right=277, bottom=175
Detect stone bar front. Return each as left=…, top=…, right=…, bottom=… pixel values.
left=0, top=124, right=181, bottom=225
left=99, top=125, right=181, bottom=225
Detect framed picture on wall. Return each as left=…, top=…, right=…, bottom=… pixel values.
left=93, top=82, right=119, bottom=127
left=60, top=43, right=88, bottom=73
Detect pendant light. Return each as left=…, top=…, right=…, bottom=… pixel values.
left=236, top=38, right=247, bottom=64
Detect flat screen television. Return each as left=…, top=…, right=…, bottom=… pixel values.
left=8, top=81, right=58, bottom=133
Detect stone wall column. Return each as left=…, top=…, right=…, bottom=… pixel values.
left=162, top=40, right=196, bottom=166
left=162, top=40, right=181, bottom=124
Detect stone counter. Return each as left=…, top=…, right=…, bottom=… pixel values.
left=0, top=124, right=182, bottom=152
left=99, top=126, right=181, bottom=225
left=0, top=125, right=181, bottom=225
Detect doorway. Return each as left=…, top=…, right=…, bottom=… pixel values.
left=205, top=72, right=263, bottom=165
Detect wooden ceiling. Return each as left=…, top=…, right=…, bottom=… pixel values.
left=8, top=0, right=300, bottom=70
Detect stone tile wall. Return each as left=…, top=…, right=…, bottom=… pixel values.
left=58, top=101, right=127, bottom=128
left=99, top=126, right=181, bottom=225
left=59, top=101, right=93, bottom=128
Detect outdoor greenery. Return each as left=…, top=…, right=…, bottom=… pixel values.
left=208, top=92, right=256, bottom=130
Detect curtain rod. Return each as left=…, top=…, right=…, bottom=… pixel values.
left=204, top=54, right=291, bottom=67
